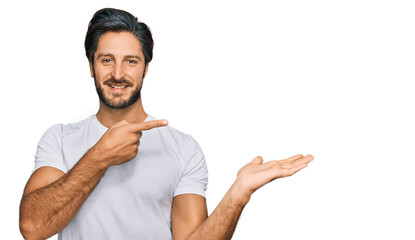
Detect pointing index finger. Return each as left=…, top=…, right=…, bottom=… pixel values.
left=133, top=119, right=168, bottom=132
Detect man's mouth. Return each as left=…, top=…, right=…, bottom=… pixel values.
left=108, top=84, right=128, bottom=89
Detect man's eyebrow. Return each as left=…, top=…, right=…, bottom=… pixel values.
left=124, top=55, right=142, bottom=60
left=96, top=53, right=114, bottom=59
left=96, top=53, right=142, bottom=60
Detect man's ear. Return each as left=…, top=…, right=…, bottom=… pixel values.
left=143, top=63, right=149, bottom=78
left=89, top=62, right=94, bottom=78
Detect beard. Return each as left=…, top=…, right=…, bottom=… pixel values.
left=94, top=76, right=142, bottom=109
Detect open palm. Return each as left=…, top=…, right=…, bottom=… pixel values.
left=236, top=154, right=314, bottom=195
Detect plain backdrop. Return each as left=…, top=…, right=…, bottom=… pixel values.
left=1, top=0, right=414, bottom=239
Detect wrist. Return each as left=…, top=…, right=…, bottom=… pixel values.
left=229, top=178, right=253, bottom=206
left=85, top=145, right=111, bottom=171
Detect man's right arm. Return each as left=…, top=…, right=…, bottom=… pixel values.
left=19, top=119, right=168, bottom=240
left=19, top=147, right=108, bottom=240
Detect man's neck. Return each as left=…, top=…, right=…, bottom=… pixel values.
left=96, top=98, right=148, bottom=128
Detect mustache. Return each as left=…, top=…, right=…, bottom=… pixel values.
left=103, top=77, right=132, bottom=86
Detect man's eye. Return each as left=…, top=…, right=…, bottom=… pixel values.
left=102, top=59, right=112, bottom=63
left=128, top=60, right=137, bottom=64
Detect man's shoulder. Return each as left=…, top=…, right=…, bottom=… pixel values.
left=147, top=116, right=204, bottom=159
left=147, top=115, right=195, bottom=144
left=63, top=115, right=95, bottom=130
left=41, top=115, right=95, bottom=139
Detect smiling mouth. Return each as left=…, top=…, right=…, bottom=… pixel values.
left=108, top=84, right=128, bottom=89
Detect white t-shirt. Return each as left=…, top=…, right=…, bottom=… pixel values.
left=33, top=114, right=208, bottom=240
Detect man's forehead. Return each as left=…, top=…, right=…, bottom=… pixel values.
left=95, top=31, right=143, bottom=57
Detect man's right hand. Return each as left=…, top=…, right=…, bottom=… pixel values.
left=19, top=119, right=167, bottom=240
left=93, top=119, right=168, bottom=166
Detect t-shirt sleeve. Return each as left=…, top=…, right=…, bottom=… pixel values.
left=174, top=135, right=208, bottom=198
left=33, top=124, right=68, bottom=173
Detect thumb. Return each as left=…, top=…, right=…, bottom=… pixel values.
left=250, top=156, right=263, bottom=165
left=111, top=120, right=129, bottom=128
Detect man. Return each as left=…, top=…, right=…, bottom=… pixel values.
left=19, top=8, right=314, bottom=240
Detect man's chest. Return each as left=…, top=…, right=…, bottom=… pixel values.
left=61, top=129, right=183, bottom=206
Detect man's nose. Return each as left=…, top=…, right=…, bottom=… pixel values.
left=112, top=62, right=126, bottom=80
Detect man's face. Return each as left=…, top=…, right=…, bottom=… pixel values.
left=91, top=31, right=147, bottom=109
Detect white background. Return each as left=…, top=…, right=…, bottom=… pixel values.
left=1, top=0, right=414, bottom=239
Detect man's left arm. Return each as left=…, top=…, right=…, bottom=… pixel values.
left=172, top=154, right=314, bottom=240
left=172, top=194, right=208, bottom=240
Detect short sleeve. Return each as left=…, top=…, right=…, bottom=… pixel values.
left=33, top=124, right=68, bottom=173
left=174, top=135, right=208, bottom=198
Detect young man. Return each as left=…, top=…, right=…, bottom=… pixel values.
left=19, top=8, right=314, bottom=240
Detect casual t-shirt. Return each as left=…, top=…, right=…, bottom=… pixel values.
left=33, top=114, right=208, bottom=240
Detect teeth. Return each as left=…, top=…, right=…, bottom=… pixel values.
left=109, top=85, right=127, bottom=89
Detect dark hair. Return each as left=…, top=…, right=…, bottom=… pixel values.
left=85, top=8, right=154, bottom=65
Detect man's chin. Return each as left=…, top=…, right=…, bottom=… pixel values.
left=95, top=85, right=141, bottom=109
left=101, top=99, right=132, bottom=109
left=100, top=94, right=141, bottom=109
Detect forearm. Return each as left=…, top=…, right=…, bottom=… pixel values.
left=178, top=155, right=313, bottom=240
left=19, top=148, right=108, bottom=240
left=185, top=181, right=251, bottom=240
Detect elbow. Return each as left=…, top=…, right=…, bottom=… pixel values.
left=19, top=219, right=34, bottom=240
left=19, top=218, right=41, bottom=240
left=20, top=197, right=37, bottom=240
left=20, top=200, right=44, bottom=240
